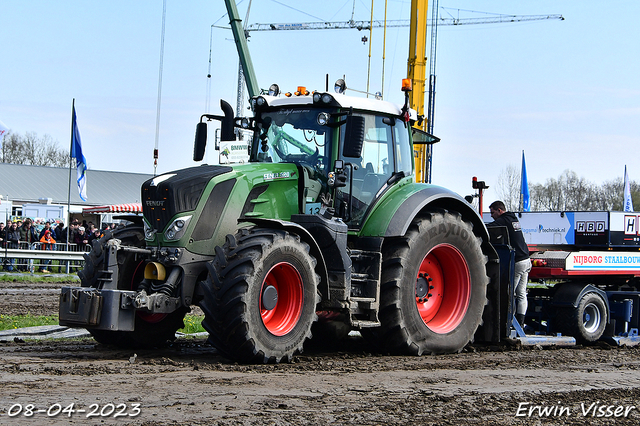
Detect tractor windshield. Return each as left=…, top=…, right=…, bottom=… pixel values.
left=251, top=108, right=334, bottom=176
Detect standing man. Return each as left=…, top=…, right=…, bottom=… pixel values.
left=19, top=219, right=38, bottom=272
left=6, top=222, right=21, bottom=272
left=487, top=201, right=532, bottom=327
left=0, top=222, right=5, bottom=248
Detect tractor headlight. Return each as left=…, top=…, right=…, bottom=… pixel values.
left=164, top=215, right=192, bottom=241
left=268, top=84, right=280, bottom=96
left=144, top=219, right=156, bottom=241
left=317, top=112, right=330, bottom=126
left=334, top=78, right=347, bottom=94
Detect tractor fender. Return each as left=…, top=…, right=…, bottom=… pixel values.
left=240, top=217, right=329, bottom=300
left=552, top=283, right=610, bottom=321
left=382, top=184, right=489, bottom=242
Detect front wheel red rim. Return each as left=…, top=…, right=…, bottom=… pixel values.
left=415, top=244, right=470, bottom=334
left=260, top=262, right=304, bottom=336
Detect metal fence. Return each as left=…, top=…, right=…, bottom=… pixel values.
left=0, top=242, right=89, bottom=274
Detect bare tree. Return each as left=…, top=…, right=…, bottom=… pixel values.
left=529, top=169, right=639, bottom=212
left=559, top=170, right=599, bottom=210
left=599, top=178, right=640, bottom=211
left=495, top=164, right=521, bottom=211
left=531, top=178, right=562, bottom=211
left=1, top=131, right=69, bottom=167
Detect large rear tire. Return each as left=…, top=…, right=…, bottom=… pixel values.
left=374, top=212, right=488, bottom=355
left=78, top=225, right=187, bottom=348
left=200, top=228, right=320, bottom=363
left=556, top=292, right=607, bottom=344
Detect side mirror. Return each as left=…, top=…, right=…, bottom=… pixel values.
left=193, top=122, right=207, bottom=161
left=193, top=99, right=237, bottom=162
left=342, top=115, right=365, bottom=158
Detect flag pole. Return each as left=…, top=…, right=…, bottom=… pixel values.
left=66, top=99, right=74, bottom=257
left=519, top=150, right=524, bottom=211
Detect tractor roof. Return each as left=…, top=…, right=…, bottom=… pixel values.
left=253, top=92, right=416, bottom=119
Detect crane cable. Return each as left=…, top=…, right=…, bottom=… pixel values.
left=206, top=4, right=241, bottom=113
left=153, top=0, right=167, bottom=175
left=381, top=0, right=388, bottom=99
left=365, top=0, right=374, bottom=98
left=206, top=25, right=213, bottom=113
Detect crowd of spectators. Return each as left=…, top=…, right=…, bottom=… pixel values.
left=0, top=218, right=118, bottom=273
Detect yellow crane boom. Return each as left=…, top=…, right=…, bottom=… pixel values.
left=408, top=0, right=429, bottom=183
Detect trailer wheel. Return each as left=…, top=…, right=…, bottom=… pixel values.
left=78, top=225, right=187, bottom=348
left=374, top=212, right=488, bottom=355
left=201, top=228, right=320, bottom=363
left=557, top=292, right=607, bottom=344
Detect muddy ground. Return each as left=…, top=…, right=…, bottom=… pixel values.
left=1, top=279, right=640, bottom=425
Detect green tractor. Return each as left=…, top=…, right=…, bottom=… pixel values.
left=60, top=81, right=499, bottom=363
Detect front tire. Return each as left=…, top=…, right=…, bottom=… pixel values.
left=78, top=225, right=187, bottom=348
left=375, top=212, right=488, bottom=355
left=200, top=228, right=320, bottom=363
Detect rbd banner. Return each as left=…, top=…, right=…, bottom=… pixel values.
left=219, top=141, right=249, bottom=164
left=566, top=251, right=640, bottom=271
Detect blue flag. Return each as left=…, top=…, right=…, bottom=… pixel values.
left=521, top=150, right=530, bottom=212
left=71, top=106, right=87, bottom=201
left=624, top=166, right=634, bottom=212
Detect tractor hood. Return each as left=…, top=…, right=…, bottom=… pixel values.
left=142, top=165, right=232, bottom=233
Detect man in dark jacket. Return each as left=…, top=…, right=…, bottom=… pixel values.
left=19, top=219, right=38, bottom=245
left=0, top=222, right=6, bottom=249
left=487, top=200, right=531, bottom=327
left=6, top=222, right=21, bottom=271
left=54, top=222, right=66, bottom=244
left=19, top=219, right=39, bottom=272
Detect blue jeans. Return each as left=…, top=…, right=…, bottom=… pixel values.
left=514, top=258, right=532, bottom=316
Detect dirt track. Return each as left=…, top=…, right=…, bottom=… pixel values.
left=1, top=280, right=640, bottom=425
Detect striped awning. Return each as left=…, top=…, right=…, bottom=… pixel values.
left=82, top=203, right=143, bottom=214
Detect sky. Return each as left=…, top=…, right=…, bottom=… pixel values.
left=2, top=0, right=639, bottom=205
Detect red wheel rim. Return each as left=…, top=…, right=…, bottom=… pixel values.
left=260, top=262, right=304, bottom=336
left=131, top=261, right=167, bottom=324
left=415, top=244, right=470, bottom=334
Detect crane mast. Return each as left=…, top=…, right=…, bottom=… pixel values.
left=408, top=0, right=429, bottom=183
left=223, top=0, right=259, bottom=99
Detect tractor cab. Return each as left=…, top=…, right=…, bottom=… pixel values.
left=196, top=80, right=424, bottom=229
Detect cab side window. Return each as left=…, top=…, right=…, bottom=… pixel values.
left=394, top=119, right=413, bottom=176
left=339, top=114, right=395, bottom=227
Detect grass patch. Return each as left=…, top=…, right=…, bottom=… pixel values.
left=0, top=273, right=79, bottom=283
left=0, top=312, right=206, bottom=335
left=179, top=314, right=206, bottom=334
left=0, top=314, right=59, bottom=330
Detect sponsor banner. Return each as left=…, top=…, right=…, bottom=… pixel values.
left=219, top=141, right=249, bottom=164
left=609, top=212, right=640, bottom=246
left=566, top=251, right=640, bottom=271
left=518, top=212, right=574, bottom=245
